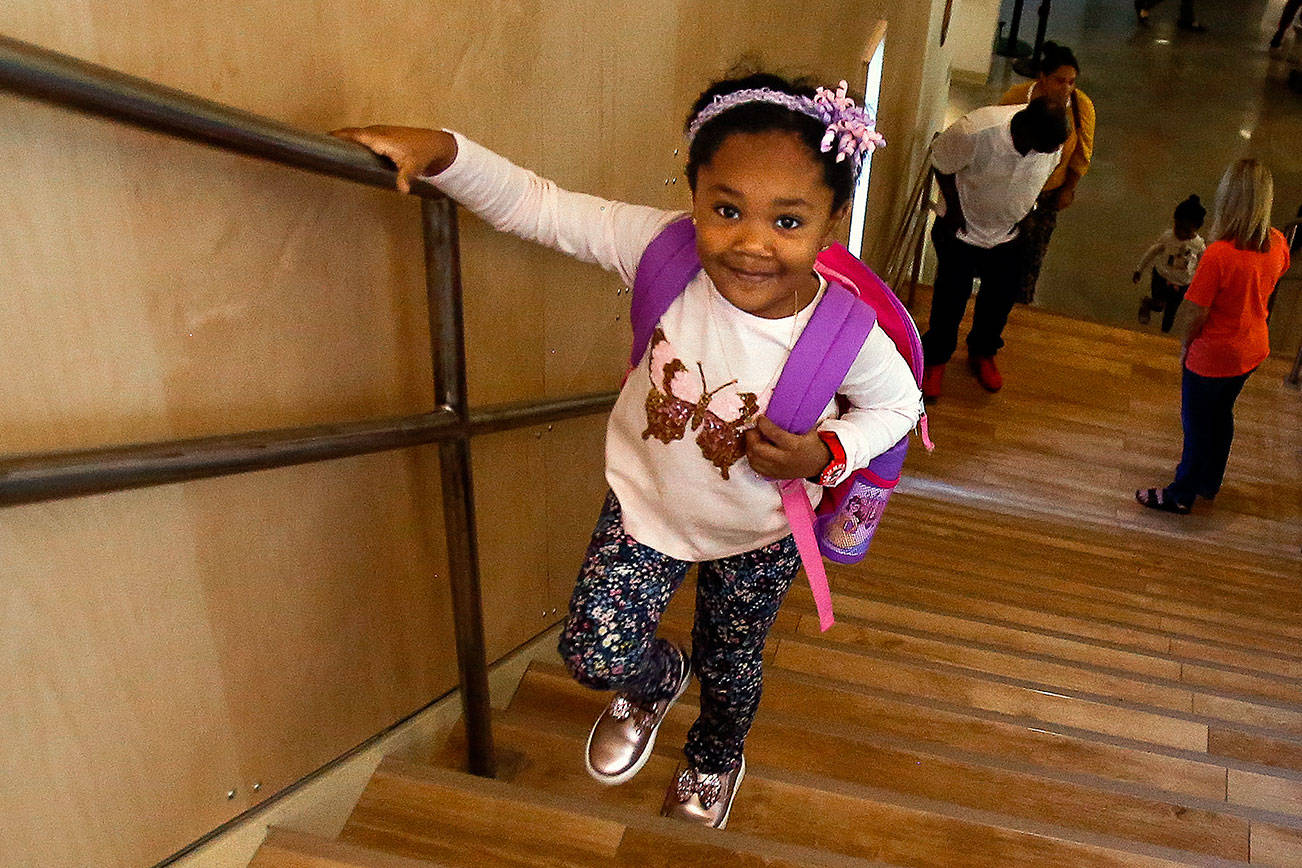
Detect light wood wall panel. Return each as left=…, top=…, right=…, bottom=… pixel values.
left=0, top=450, right=457, bottom=868
left=0, top=95, right=434, bottom=455
left=0, top=1, right=953, bottom=865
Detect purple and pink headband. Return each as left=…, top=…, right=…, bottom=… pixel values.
left=685, top=80, right=886, bottom=175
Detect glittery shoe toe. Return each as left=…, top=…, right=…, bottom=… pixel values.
left=660, top=756, right=746, bottom=829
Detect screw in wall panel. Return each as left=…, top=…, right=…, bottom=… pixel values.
left=226, top=789, right=237, bottom=800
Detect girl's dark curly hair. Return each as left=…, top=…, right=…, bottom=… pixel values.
left=684, top=71, right=856, bottom=213
left=1174, top=194, right=1206, bottom=228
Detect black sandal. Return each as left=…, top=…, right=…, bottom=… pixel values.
left=1135, top=487, right=1191, bottom=515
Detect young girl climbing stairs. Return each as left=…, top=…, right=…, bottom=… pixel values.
left=334, top=70, right=922, bottom=828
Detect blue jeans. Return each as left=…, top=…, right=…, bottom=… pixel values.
left=1166, top=365, right=1253, bottom=506
left=558, top=491, right=799, bottom=773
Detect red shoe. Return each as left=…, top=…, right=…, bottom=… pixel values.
left=968, top=354, right=1003, bottom=392
left=921, top=364, right=945, bottom=401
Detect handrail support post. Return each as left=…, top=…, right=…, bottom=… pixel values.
left=423, top=197, right=496, bottom=778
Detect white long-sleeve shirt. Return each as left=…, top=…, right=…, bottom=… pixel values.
left=425, top=133, right=922, bottom=561
left=1136, top=229, right=1206, bottom=286
left=931, top=104, right=1061, bottom=249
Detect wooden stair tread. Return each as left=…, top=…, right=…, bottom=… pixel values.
left=826, top=558, right=1302, bottom=666
left=458, top=709, right=1232, bottom=867
left=877, top=488, right=1299, bottom=589
left=786, top=607, right=1302, bottom=732
left=342, top=757, right=891, bottom=868
left=786, top=583, right=1302, bottom=707
left=775, top=588, right=1302, bottom=717
left=507, top=663, right=1302, bottom=860
left=249, top=829, right=449, bottom=867
left=645, top=583, right=1302, bottom=778
left=859, top=536, right=1302, bottom=638
left=517, top=660, right=1302, bottom=818
left=859, top=543, right=1302, bottom=645
left=804, top=570, right=1302, bottom=680
left=771, top=629, right=1302, bottom=761
left=854, top=529, right=1302, bottom=650
left=657, top=604, right=1302, bottom=766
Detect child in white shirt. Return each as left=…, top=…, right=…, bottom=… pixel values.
left=1134, top=195, right=1207, bottom=333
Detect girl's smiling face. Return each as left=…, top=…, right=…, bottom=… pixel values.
left=691, top=130, right=848, bottom=319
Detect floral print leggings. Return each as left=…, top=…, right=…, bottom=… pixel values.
left=558, top=491, right=800, bottom=774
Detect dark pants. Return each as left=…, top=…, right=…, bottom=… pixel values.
left=1141, top=270, right=1189, bottom=333
left=1165, top=366, right=1253, bottom=506
left=558, top=492, right=799, bottom=774
left=922, top=224, right=1023, bottom=365
left=1014, top=192, right=1060, bottom=304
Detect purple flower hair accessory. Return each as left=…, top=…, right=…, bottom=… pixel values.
left=685, top=80, right=885, bottom=176
left=813, top=80, right=887, bottom=172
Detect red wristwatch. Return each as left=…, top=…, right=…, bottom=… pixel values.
left=815, top=430, right=846, bottom=486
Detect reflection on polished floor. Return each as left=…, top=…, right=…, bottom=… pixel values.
left=950, top=0, right=1301, bottom=334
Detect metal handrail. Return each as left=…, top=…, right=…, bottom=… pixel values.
left=0, top=33, right=618, bottom=779
left=875, top=135, right=937, bottom=307
left=0, top=392, right=617, bottom=507
left=0, top=35, right=441, bottom=197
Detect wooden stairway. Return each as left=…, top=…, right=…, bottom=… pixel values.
left=249, top=305, right=1301, bottom=865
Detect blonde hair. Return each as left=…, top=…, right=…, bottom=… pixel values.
left=1211, top=159, right=1275, bottom=252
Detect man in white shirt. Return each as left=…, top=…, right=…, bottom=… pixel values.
left=921, top=97, right=1069, bottom=399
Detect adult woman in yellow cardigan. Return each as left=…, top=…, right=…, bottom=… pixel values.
left=999, top=42, right=1095, bottom=304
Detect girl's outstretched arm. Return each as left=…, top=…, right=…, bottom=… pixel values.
left=331, top=126, right=458, bottom=193
left=332, top=125, right=671, bottom=285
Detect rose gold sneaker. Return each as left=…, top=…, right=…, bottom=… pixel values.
left=660, top=756, right=746, bottom=829
left=584, top=647, right=690, bottom=785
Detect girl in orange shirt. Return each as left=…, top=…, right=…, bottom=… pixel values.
left=1136, top=160, right=1290, bottom=514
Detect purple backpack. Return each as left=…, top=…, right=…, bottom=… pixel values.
left=630, top=218, right=931, bottom=631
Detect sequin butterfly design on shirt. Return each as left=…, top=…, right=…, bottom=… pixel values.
left=641, top=327, right=760, bottom=480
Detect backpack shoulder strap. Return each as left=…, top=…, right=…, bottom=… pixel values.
left=765, top=282, right=877, bottom=435
left=628, top=216, right=701, bottom=369
left=815, top=244, right=925, bottom=385
left=817, top=243, right=933, bottom=453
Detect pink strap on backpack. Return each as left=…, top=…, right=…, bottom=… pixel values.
left=778, top=479, right=836, bottom=631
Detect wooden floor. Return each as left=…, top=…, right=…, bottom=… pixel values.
left=909, top=299, right=1302, bottom=558
left=249, top=303, right=1302, bottom=865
